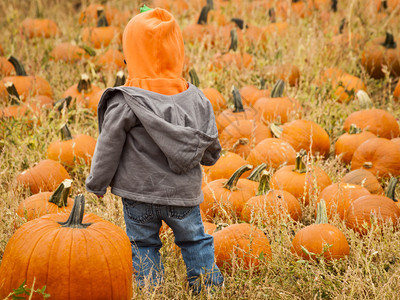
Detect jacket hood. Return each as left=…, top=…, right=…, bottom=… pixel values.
left=97, top=85, right=220, bottom=174
left=122, top=8, right=188, bottom=95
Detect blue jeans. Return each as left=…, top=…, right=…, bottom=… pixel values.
left=122, top=198, right=224, bottom=293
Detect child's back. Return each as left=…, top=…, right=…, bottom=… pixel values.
left=86, top=7, right=224, bottom=293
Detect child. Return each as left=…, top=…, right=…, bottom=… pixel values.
left=85, top=7, right=224, bottom=293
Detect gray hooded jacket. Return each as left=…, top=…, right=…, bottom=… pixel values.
left=85, top=83, right=221, bottom=206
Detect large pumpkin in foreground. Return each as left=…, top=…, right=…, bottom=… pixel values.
left=0, top=195, right=133, bottom=300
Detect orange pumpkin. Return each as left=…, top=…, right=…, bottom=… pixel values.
left=335, top=124, right=377, bottom=164
left=62, top=74, right=102, bottom=107
left=94, top=48, right=125, bottom=71
left=213, top=223, right=272, bottom=269
left=270, top=120, right=330, bottom=157
left=394, top=79, right=400, bottom=101
left=0, top=57, right=53, bottom=101
left=17, top=179, right=74, bottom=221
left=341, top=169, right=384, bottom=195
left=215, top=87, right=258, bottom=133
left=345, top=178, right=400, bottom=234
left=351, top=137, right=400, bottom=178
left=291, top=200, right=350, bottom=260
left=50, top=42, right=94, bottom=63
left=0, top=195, right=133, bottom=300
left=201, top=164, right=255, bottom=219
left=246, top=138, right=296, bottom=170
left=47, top=124, right=97, bottom=169
left=315, top=182, right=370, bottom=220
left=219, top=120, right=272, bottom=158
left=265, top=63, right=300, bottom=87
left=343, top=109, right=399, bottom=139
left=254, top=80, right=302, bottom=124
left=17, top=159, right=71, bottom=194
left=202, top=87, right=227, bottom=113
left=361, top=33, right=400, bottom=79
left=20, top=18, right=61, bottom=38
left=81, top=8, right=122, bottom=49
left=241, top=171, right=302, bottom=223
left=239, top=81, right=270, bottom=106
left=0, top=57, right=14, bottom=76
left=204, top=151, right=251, bottom=182
left=270, top=150, right=332, bottom=205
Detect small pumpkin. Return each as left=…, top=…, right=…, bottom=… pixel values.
left=335, top=124, right=377, bottom=164
left=81, top=8, right=122, bottom=49
left=20, top=18, right=61, bottom=38
left=0, top=56, right=53, bottom=101
left=254, top=80, right=302, bottom=125
left=291, top=200, right=350, bottom=260
left=213, top=223, right=272, bottom=269
left=219, top=120, right=272, bottom=158
left=341, top=168, right=384, bottom=195
left=204, top=151, right=251, bottom=182
left=239, top=79, right=270, bottom=106
left=345, top=178, right=400, bottom=234
left=270, top=119, right=330, bottom=157
left=17, top=179, right=74, bottom=221
left=46, top=124, right=97, bottom=169
left=361, top=32, right=400, bottom=79
left=50, top=42, right=95, bottom=63
left=94, top=48, right=125, bottom=71
left=246, top=138, right=296, bottom=170
left=241, top=171, right=302, bottom=223
left=201, top=164, right=255, bottom=219
left=315, top=182, right=370, bottom=220
left=16, top=159, right=71, bottom=194
left=343, top=108, right=399, bottom=139
left=62, top=74, right=102, bottom=107
left=264, top=63, right=300, bottom=87
left=351, top=137, right=400, bottom=178
left=202, top=87, right=227, bottom=113
left=215, top=86, right=258, bottom=133
left=270, top=150, right=332, bottom=205
left=0, top=195, right=133, bottom=300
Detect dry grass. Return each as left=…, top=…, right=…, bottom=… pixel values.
left=1, top=0, right=400, bottom=299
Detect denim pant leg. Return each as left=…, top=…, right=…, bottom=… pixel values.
left=162, top=205, right=224, bottom=292
left=122, top=198, right=164, bottom=287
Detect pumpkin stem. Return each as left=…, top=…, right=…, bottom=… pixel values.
left=229, top=29, right=238, bottom=52
left=206, top=0, right=214, bottom=9
left=49, top=179, right=73, bottom=208
left=315, top=199, right=329, bottom=224
left=114, top=71, right=126, bottom=87
left=348, top=124, right=362, bottom=134
left=270, top=123, right=283, bottom=138
left=268, top=8, right=276, bottom=23
left=189, top=68, right=200, bottom=87
left=60, top=124, right=73, bottom=141
left=8, top=56, right=27, bottom=76
left=197, top=5, right=210, bottom=25
left=339, top=18, right=346, bottom=34
left=77, top=74, right=92, bottom=93
left=331, top=0, right=338, bottom=12
left=247, top=163, right=267, bottom=182
left=294, top=150, right=307, bottom=174
left=35, top=0, right=44, bottom=18
left=4, top=82, right=21, bottom=105
left=363, top=162, right=373, bottom=169
left=223, top=164, right=253, bottom=191
left=259, top=78, right=266, bottom=90
left=381, top=32, right=397, bottom=49
left=232, top=138, right=249, bottom=151
left=385, top=177, right=398, bottom=202
left=97, top=8, right=109, bottom=27
left=271, top=80, right=285, bottom=98
left=256, top=170, right=271, bottom=196
left=231, top=18, right=245, bottom=30
left=382, top=0, right=388, bottom=10
left=82, top=45, right=96, bottom=57
left=58, top=194, right=92, bottom=228
left=54, top=96, right=72, bottom=111
left=232, top=86, right=245, bottom=113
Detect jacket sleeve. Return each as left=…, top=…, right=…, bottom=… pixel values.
left=200, top=137, right=222, bottom=166
left=85, top=99, right=136, bottom=195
